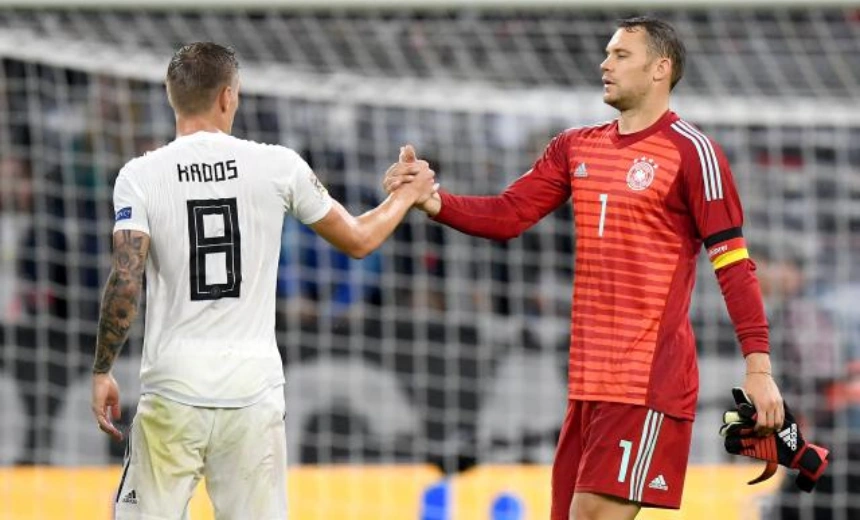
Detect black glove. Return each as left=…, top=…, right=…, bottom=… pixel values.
left=719, top=387, right=830, bottom=492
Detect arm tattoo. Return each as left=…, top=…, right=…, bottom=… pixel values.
left=93, top=230, right=149, bottom=374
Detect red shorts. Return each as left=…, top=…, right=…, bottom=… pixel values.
left=550, top=400, right=693, bottom=518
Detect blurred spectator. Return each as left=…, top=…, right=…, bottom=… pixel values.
left=277, top=148, right=383, bottom=325
left=278, top=218, right=382, bottom=320
left=756, top=251, right=860, bottom=519
left=0, top=156, right=32, bottom=323
left=477, top=268, right=569, bottom=465
left=758, top=252, right=840, bottom=410
left=0, top=160, right=74, bottom=463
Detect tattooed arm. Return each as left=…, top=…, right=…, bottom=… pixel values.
left=91, top=229, right=149, bottom=441
left=93, top=230, right=150, bottom=374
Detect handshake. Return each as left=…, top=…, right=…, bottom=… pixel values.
left=383, top=144, right=441, bottom=215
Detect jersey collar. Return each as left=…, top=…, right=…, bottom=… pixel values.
left=609, top=110, right=679, bottom=148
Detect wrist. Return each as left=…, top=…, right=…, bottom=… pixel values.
left=420, top=193, right=442, bottom=217
left=744, top=352, right=772, bottom=373
left=745, top=370, right=772, bottom=376
left=92, top=367, right=112, bottom=376
left=387, top=188, right=418, bottom=209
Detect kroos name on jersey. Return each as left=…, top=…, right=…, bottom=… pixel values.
left=177, top=159, right=238, bottom=183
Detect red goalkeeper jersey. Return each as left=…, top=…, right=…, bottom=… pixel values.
left=434, top=110, right=767, bottom=420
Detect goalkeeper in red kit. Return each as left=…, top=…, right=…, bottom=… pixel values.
left=386, top=15, right=829, bottom=520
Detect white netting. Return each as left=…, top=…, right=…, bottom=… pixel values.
left=0, top=5, right=858, bottom=520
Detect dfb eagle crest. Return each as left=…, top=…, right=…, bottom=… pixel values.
left=626, top=156, right=658, bottom=191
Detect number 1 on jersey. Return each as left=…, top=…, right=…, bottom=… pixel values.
left=598, top=193, right=608, bottom=237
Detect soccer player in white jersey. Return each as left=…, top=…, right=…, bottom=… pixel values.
left=90, top=42, right=436, bottom=520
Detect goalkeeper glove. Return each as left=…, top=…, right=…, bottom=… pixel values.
left=719, top=387, right=830, bottom=492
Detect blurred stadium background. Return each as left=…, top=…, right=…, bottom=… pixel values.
left=0, top=0, right=858, bottom=518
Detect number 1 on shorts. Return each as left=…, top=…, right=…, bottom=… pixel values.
left=617, top=439, right=633, bottom=483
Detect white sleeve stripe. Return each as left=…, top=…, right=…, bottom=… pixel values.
left=673, top=121, right=717, bottom=200
left=675, top=120, right=724, bottom=200
left=676, top=121, right=719, bottom=200
left=671, top=122, right=713, bottom=202
left=677, top=120, right=723, bottom=199
left=676, top=120, right=722, bottom=200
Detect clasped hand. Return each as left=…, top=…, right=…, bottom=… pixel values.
left=384, top=145, right=440, bottom=210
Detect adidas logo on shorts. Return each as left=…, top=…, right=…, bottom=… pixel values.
left=121, top=489, right=138, bottom=505
left=648, top=474, right=669, bottom=491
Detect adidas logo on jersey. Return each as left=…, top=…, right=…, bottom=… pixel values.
left=573, top=163, right=588, bottom=178
left=121, top=489, right=138, bottom=505
left=779, top=424, right=798, bottom=451
left=648, top=475, right=669, bottom=491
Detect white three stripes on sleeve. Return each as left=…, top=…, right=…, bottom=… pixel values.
left=671, top=121, right=723, bottom=202
left=628, top=409, right=665, bottom=502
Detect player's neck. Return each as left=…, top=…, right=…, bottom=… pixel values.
left=174, top=116, right=229, bottom=138
left=616, top=101, right=669, bottom=135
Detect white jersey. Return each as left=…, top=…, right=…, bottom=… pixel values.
left=112, top=131, right=332, bottom=407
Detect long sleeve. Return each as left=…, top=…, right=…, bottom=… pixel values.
left=432, top=132, right=572, bottom=241
left=675, top=121, right=769, bottom=356
left=716, top=258, right=770, bottom=356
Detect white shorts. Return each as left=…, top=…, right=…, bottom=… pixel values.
left=114, top=385, right=287, bottom=520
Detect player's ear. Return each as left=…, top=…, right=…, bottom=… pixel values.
left=165, top=84, right=175, bottom=111
left=653, top=57, right=672, bottom=85
left=217, top=85, right=232, bottom=114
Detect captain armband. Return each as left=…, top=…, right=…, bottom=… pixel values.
left=704, top=227, right=749, bottom=270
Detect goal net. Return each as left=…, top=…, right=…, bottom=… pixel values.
left=0, top=2, right=858, bottom=519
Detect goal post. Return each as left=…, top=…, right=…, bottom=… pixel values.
left=1, top=0, right=859, bottom=9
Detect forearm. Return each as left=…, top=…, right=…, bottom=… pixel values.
left=430, top=190, right=537, bottom=241
left=93, top=269, right=142, bottom=373
left=351, top=190, right=415, bottom=257
left=717, top=258, right=770, bottom=358
left=93, top=230, right=149, bottom=374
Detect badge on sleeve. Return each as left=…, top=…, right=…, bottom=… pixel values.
left=115, top=207, right=133, bottom=221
